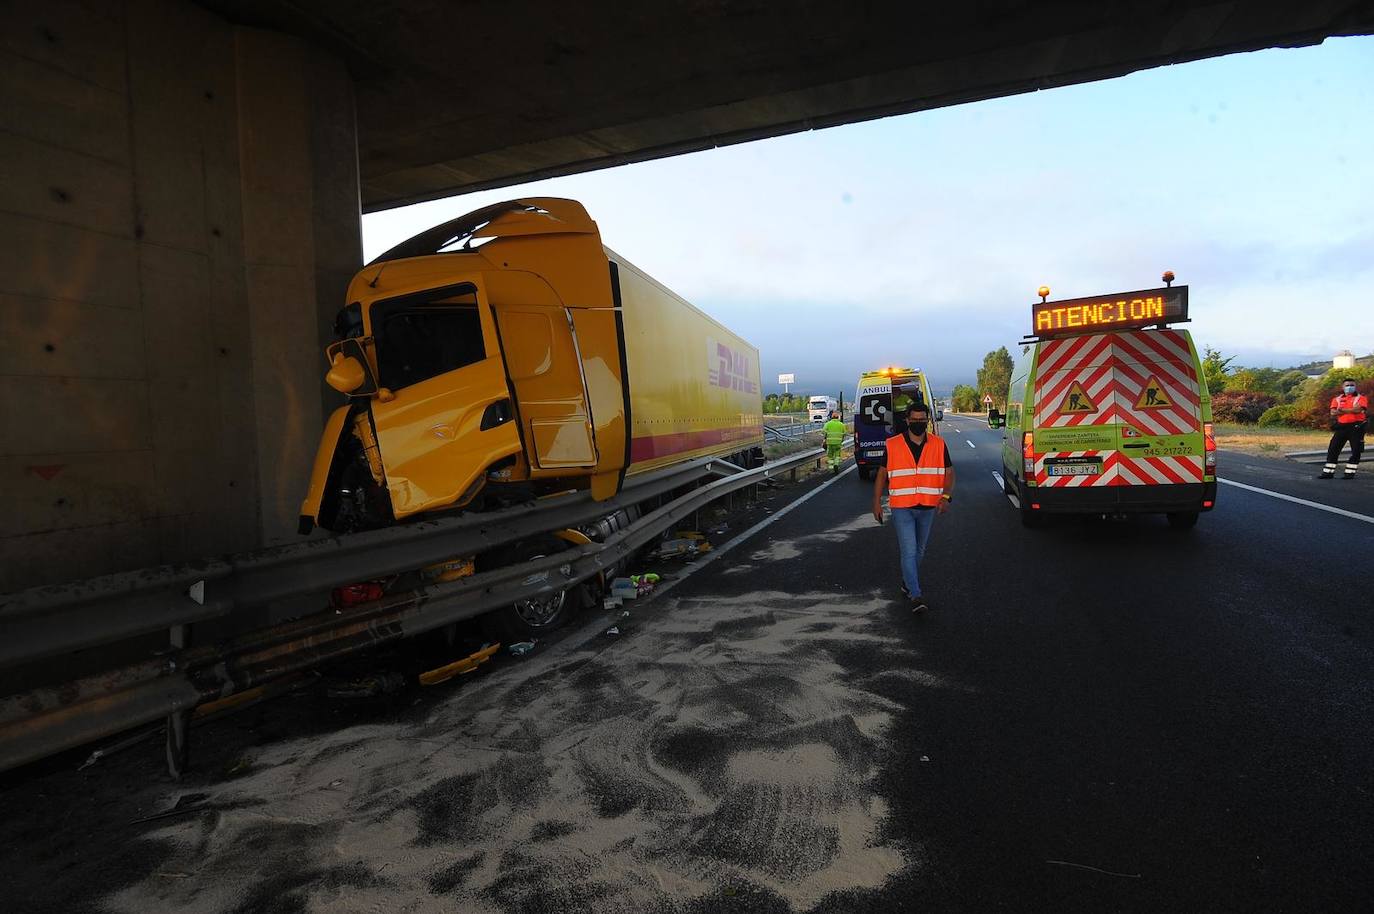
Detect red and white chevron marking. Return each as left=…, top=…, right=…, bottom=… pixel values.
left=1034, top=451, right=1205, bottom=488
left=1034, top=330, right=1201, bottom=435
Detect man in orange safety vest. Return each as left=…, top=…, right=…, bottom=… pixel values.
left=1320, top=378, right=1368, bottom=479
left=871, top=401, right=955, bottom=612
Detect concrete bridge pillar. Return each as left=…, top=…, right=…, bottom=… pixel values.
left=1, top=0, right=361, bottom=591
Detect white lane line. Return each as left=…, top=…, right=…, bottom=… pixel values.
left=966, top=439, right=976, bottom=449
left=649, top=463, right=860, bottom=600
left=1218, top=478, right=1374, bottom=525
left=992, top=471, right=1004, bottom=490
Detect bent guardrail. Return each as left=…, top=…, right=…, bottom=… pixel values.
left=0, top=441, right=848, bottom=774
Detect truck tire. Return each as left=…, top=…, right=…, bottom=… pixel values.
left=480, top=534, right=587, bottom=643
left=1166, top=511, right=1199, bottom=530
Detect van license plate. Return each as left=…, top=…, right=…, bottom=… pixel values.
left=1046, top=458, right=1102, bottom=477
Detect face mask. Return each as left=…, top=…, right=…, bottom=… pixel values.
left=1345, top=386, right=1358, bottom=395
left=907, top=420, right=929, bottom=436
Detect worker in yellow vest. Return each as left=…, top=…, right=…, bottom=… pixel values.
left=871, top=401, right=955, bottom=612
left=823, top=410, right=846, bottom=474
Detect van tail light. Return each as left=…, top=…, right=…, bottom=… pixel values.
left=1023, top=431, right=1036, bottom=477
left=1203, top=422, right=1216, bottom=469
left=332, top=581, right=385, bottom=608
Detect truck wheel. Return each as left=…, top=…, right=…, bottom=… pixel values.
left=480, top=534, right=586, bottom=643
left=1166, top=511, right=1199, bottom=530
left=1018, top=481, right=1044, bottom=529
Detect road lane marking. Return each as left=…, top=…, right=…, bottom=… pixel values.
left=1218, top=478, right=1374, bottom=525
left=966, top=439, right=976, bottom=448
left=649, top=463, right=860, bottom=600
left=992, top=471, right=1004, bottom=490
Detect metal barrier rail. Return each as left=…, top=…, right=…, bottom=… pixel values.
left=0, top=442, right=842, bottom=773
left=0, top=455, right=735, bottom=670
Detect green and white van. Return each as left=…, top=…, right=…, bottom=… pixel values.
left=998, top=283, right=1217, bottom=529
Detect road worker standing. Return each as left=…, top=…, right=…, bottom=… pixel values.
left=1321, top=378, right=1368, bottom=479
left=823, top=410, right=846, bottom=474
left=872, top=401, right=954, bottom=611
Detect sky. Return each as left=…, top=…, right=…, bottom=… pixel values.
left=364, top=37, right=1374, bottom=396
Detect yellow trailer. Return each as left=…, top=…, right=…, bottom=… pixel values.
left=300, top=198, right=763, bottom=534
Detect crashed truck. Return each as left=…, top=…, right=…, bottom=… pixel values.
left=300, top=198, right=765, bottom=640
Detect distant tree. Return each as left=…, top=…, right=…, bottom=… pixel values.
left=975, top=347, right=1015, bottom=409
left=1276, top=369, right=1309, bottom=403
left=950, top=384, right=980, bottom=413
left=1201, top=346, right=1234, bottom=394
left=1226, top=368, right=1265, bottom=394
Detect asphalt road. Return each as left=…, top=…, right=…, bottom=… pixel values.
left=4, top=417, right=1372, bottom=913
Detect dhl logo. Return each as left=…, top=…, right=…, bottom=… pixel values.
left=708, top=339, right=758, bottom=394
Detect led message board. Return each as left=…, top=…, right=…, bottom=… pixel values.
left=1030, top=285, right=1188, bottom=338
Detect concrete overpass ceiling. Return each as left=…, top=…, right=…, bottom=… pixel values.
left=197, top=1, right=1374, bottom=211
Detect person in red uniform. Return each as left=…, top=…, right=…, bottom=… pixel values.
left=1320, top=378, right=1367, bottom=479
left=871, top=401, right=955, bottom=611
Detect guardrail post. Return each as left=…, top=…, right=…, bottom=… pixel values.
left=165, top=623, right=192, bottom=778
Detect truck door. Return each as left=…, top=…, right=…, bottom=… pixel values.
left=1108, top=329, right=1205, bottom=486
left=494, top=306, right=599, bottom=472
left=366, top=283, right=522, bottom=519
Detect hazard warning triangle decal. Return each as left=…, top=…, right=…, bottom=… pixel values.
left=1134, top=375, right=1173, bottom=409
left=1057, top=381, right=1097, bottom=414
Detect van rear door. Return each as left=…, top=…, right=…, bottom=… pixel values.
left=1030, top=332, right=1119, bottom=487
left=1108, top=329, right=1205, bottom=487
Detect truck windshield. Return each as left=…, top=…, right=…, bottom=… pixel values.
left=372, top=289, right=485, bottom=391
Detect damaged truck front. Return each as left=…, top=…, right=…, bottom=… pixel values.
left=298, top=198, right=763, bottom=639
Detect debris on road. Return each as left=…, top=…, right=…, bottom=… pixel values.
left=224, top=756, right=253, bottom=777
left=611, top=577, right=638, bottom=599
left=651, top=532, right=713, bottom=559
left=130, top=792, right=210, bottom=825
left=604, top=626, right=622, bottom=636
left=325, top=671, right=406, bottom=699
left=1045, top=859, right=1142, bottom=879
left=419, top=642, right=501, bottom=686
left=507, top=641, right=536, bottom=656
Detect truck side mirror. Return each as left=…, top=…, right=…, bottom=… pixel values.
left=935, top=409, right=944, bottom=421
left=324, top=338, right=379, bottom=396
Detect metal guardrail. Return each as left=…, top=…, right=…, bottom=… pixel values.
left=0, top=456, right=725, bottom=670
left=0, top=443, right=841, bottom=773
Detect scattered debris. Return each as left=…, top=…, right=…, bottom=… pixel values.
left=327, top=779, right=345, bottom=789
left=603, top=596, right=623, bottom=610
left=1045, top=859, right=1142, bottom=879
left=604, top=626, right=621, bottom=636
left=610, top=577, right=638, bottom=600
left=130, top=793, right=210, bottom=825
left=225, top=756, right=253, bottom=777
left=651, top=533, right=714, bottom=559
left=919, top=755, right=930, bottom=762
left=630, top=572, right=661, bottom=596
left=709, top=523, right=730, bottom=535
left=419, top=642, right=501, bottom=686
left=325, top=671, right=406, bottom=699
left=78, top=726, right=160, bottom=771
left=508, top=641, right=536, bottom=657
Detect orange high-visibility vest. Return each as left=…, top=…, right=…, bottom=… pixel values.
left=885, top=433, right=947, bottom=508
left=1331, top=393, right=1369, bottom=425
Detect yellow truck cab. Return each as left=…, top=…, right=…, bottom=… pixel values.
left=998, top=277, right=1217, bottom=529
left=300, top=198, right=763, bottom=535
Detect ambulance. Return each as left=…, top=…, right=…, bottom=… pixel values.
left=853, top=367, right=939, bottom=480
left=998, top=277, right=1217, bottom=528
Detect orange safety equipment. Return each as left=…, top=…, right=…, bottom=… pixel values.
left=885, top=433, right=948, bottom=508
left=1331, top=393, right=1369, bottom=425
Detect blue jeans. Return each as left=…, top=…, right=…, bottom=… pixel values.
left=891, top=507, right=936, bottom=597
